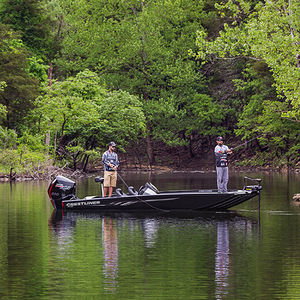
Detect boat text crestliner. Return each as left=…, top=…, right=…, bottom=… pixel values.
left=48, top=175, right=262, bottom=211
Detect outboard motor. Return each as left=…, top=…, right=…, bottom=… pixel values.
left=138, top=182, right=159, bottom=195
left=48, top=176, right=76, bottom=209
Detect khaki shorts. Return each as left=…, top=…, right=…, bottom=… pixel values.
left=104, top=171, right=117, bottom=187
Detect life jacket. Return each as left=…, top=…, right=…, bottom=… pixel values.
left=215, top=146, right=229, bottom=167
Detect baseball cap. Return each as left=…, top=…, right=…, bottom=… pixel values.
left=216, top=136, right=223, bottom=141
left=109, top=141, right=116, bottom=147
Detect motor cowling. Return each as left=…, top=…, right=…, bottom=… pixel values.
left=48, top=176, right=76, bottom=209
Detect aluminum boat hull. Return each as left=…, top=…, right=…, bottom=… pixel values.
left=48, top=175, right=261, bottom=211
left=61, top=190, right=259, bottom=211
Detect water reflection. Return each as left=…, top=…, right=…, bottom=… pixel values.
left=49, top=210, right=258, bottom=296
left=215, top=221, right=230, bottom=299
left=102, top=217, right=118, bottom=292
left=49, top=211, right=76, bottom=253
left=1, top=172, right=299, bottom=299
left=214, top=216, right=256, bottom=299
left=143, top=219, right=159, bottom=247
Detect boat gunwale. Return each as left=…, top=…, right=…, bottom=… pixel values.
left=62, top=188, right=259, bottom=204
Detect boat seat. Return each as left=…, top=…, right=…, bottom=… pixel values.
left=95, top=177, right=104, bottom=184
left=115, top=188, right=126, bottom=197
left=128, top=186, right=138, bottom=195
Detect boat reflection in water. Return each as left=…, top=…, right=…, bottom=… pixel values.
left=48, top=210, right=76, bottom=253
left=49, top=210, right=258, bottom=295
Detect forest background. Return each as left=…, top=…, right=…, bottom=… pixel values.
left=0, top=0, right=299, bottom=179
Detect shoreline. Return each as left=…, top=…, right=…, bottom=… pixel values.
left=1, top=163, right=299, bottom=182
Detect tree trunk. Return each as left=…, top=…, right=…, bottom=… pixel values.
left=45, top=130, right=50, bottom=146
left=45, top=64, right=53, bottom=146
left=73, top=155, right=77, bottom=170
left=131, top=3, right=154, bottom=167
left=48, top=63, right=53, bottom=86
left=146, top=124, right=154, bottom=166
left=82, top=154, right=90, bottom=172
left=53, top=130, right=57, bottom=164
left=189, top=136, right=194, bottom=158
left=9, top=168, right=16, bottom=181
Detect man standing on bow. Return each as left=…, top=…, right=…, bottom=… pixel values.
left=214, top=136, right=232, bottom=193
left=102, top=142, right=119, bottom=197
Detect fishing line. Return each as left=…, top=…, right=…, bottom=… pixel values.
left=231, top=135, right=263, bottom=151
left=117, top=173, right=170, bottom=213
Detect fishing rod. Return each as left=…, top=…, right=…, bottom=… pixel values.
left=230, top=135, right=263, bottom=151
left=117, top=173, right=170, bottom=213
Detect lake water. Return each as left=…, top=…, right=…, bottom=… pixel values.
left=0, top=171, right=299, bottom=299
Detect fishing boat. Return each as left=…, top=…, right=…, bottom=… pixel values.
left=48, top=175, right=262, bottom=211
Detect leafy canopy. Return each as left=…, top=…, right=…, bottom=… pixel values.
left=195, top=0, right=300, bottom=121
left=32, top=70, right=146, bottom=152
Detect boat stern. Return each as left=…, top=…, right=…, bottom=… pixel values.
left=48, top=176, right=76, bottom=209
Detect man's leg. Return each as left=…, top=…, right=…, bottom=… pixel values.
left=103, top=171, right=110, bottom=197
left=108, top=186, right=113, bottom=197
left=103, top=187, right=108, bottom=197
left=108, top=171, right=117, bottom=197
left=223, top=167, right=229, bottom=192
left=216, top=167, right=222, bottom=193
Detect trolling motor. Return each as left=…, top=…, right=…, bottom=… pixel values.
left=48, top=176, right=76, bottom=209
left=243, top=176, right=262, bottom=192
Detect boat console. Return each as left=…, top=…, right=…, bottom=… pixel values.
left=138, top=183, right=159, bottom=195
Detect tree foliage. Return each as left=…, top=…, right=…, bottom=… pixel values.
left=0, top=0, right=299, bottom=172
left=31, top=70, right=145, bottom=169
left=0, top=23, right=39, bottom=129
left=56, top=0, right=218, bottom=156
left=0, top=0, right=55, bottom=57
left=195, top=0, right=300, bottom=121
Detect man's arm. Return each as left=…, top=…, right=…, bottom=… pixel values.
left=226, top=146, right=232, bottom=155
left=102, top=152, right=111, bottom=168
left=115, top=154, right=119, bottom=168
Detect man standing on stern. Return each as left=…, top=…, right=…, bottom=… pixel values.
left=214, top=136, right=232, bottom=193
left=102, top=142, right=119, bottom=197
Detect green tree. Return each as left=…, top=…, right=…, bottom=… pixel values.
left=0, top=0, right=54, bottom=57
left=194, top=0, right=300, bottom=166
left=0, top=81, right=7, bottom=121
left=56, top=0, right=216, bottom=164
left=0, top=23, right=39, bottom=129
left=233, top=62, right=299, bottom=165
left=195, top=0, right=300, bottom=122
left=32, top=70, right=145, bottom=170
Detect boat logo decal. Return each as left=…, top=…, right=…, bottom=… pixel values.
left=66, top=200, right=101, bottom=208
left=55, top=184, right=73, bottom=190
